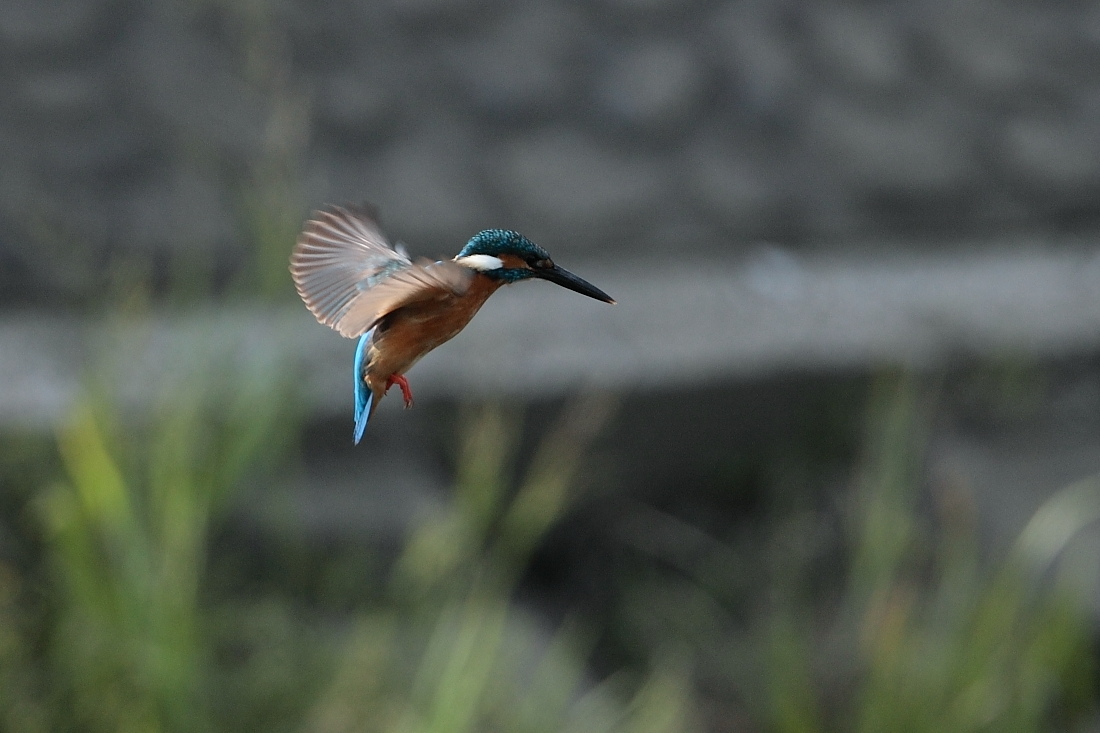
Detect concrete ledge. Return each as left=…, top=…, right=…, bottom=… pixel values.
left=2, top=245, right=1099, bottom=428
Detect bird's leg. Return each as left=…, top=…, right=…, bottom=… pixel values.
left=385, top=374, right=414, bottom=408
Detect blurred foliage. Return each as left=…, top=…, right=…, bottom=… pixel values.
left=749, top=374, right=1095, bottom=732
left=0, top=311, right=1097, bottom=733
left=843, top=376, right=1095, bottom=732
left=0, top=329, right=696, bottom=732
left=601, top=372, right=1098, bottom=732
left=699, top=374, right=1095, bottom=726
left=301, top=394, right=695, bottom=733
left=0, top=316, right=302, bottom=733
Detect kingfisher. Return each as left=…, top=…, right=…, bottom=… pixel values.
left=290, top=204, right=615, bottom=444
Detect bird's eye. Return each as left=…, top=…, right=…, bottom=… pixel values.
left=533, top=258, right=553, bottom=269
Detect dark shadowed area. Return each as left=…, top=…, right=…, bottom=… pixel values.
left=2, top=1, right=1100, bottom=731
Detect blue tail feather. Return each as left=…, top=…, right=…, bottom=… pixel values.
left=353, top=391, right=373, bottom=445
left=353, top=330, right=374, bottom=444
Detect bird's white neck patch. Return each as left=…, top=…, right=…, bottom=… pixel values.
left=456, top=254, right=504, bottom=271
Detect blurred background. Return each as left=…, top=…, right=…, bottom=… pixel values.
left=2, top=0, right=1100, bottom=731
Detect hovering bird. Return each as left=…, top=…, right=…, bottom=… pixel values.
left=290, top=204, right=615, bottom=443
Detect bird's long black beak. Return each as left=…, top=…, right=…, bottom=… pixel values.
left=537, top=264, right=616, bottom=304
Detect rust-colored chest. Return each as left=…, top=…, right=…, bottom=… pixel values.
left=364, top=273, right=503, bottom=388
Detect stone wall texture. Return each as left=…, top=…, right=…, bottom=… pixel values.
left=4, top=0, right=1100, bottom=304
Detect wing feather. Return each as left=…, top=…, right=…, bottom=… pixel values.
left=290, top=205, right=474, bottom=338
left=334, top=259, right=471, bottom=337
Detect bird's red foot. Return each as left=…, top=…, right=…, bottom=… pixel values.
left=385, top=374, right=414, bottom=408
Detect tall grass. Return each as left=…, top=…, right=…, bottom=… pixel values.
left=2, top=317, right=1097, bottom=733
left=33, top=323, right=299, bottom=733
left=302, top=394, right=696, bottom=733
left=0, top=322, right=696, bottom=732
left=755, top=373, right=1098, bottom=732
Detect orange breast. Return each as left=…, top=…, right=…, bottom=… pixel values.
left=365, top=274, right=503, bottom=391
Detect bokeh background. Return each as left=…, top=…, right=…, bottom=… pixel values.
left=2, top=0, right=1100, bottom=731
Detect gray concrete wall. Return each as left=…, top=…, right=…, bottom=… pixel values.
left=4, top=0, right=1100, bottom=304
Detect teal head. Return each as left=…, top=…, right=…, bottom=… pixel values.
left=456, top=229, right=615, bottom=303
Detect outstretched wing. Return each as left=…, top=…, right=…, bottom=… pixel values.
left=290, top=204, right=473, bottom=338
